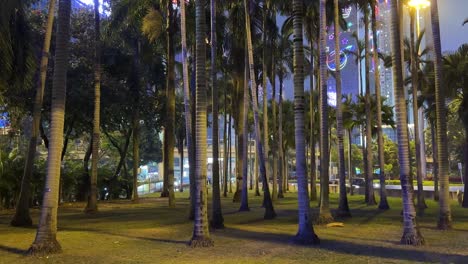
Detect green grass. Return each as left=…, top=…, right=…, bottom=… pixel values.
left=1, top=191, right=468, bottom=263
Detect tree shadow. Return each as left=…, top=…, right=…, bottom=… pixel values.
left=217, top=227, right=468, bottom=263
left=62, top=226, right=188, bottom=245
left=0, top=244, right=27, bottom=255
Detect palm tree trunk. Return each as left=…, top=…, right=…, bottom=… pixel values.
left=390, top=0, right=424, bottom=245
left=335, top=0, right=350, bottom=217
left=239, top=50, right=250, bottom=212
left=180, top=0, right=193, bottom=196
left=85, top=0, right=101, bottom=214
left=462, top=127, right=468, bottom=207
left=278, top=76, right=285, bottom=198
left=165, top=3, right=176, bottom=207
left=179, top=141, right=184, bottom=192
left=409, top=9, right=426, bottom=213
left=431, top=121, right=439, bottom=201
left=11, top=0, right=57, bottom=227
left=262, top=1, right=272, bottom=202
left=364, top=7, right=376, bottom=206
left=190, top=0, right=213, bottom=247
left=348, top=129, right=354, bottom=195
left=255, top=141, right=260, bottom=196
left=28, top=0, right=71, bottom=255
left=244, top=0, right=276, bottom=219
left=132, top=113, right=140, bottom=202
left=228, top=116, right=233, bottom=194
left=372, top=0, right=389, bottom=210
left=209, top=0, right=224, bottom=228
left=430, top=0, right=452, bottom=230
left=223, top=113, right=229, bottom=197
left=318, top=0, right=333, bottom=224
left=292, top=0, right=320, bottom=244
left=310, top=50, right=318, bottom=202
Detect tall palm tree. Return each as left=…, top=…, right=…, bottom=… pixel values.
left=408, top=8, right=426, bottom=212
left=371, top=0, right=389, bottom=210
left=28, top=0, right=71, bottom=255
left=442, top=45, right=468, bottom=207
left=164, top=1, right=177, bottom=207
left=318, top=0, right=334, bottom=224
left=292, top=0, right=320, bottom=244
left=244, top=0, right=276, bottom=219
left=390, top=0, right=424, bottom=245
left=210, top=0, right=224, bottom=228
left=334, top=0, right=350, bottom=217
left=85, top=0, right=102, bottom=214
left=431, top=0, right=452, bottom=230
left=362, top=1, right=376, bottom=206
left=239, top=51, right=250, bottom=212
left=190, top=0, right=214, bottom=247
left=180, top=0, right=194, bottom=204
left=262, top=0, right=273, bottom=201
left=11, top=0, right=57, bottom=227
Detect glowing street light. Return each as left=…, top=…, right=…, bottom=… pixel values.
left=408, top=0, right=430, bottom=33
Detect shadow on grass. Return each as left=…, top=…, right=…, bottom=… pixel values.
left=63, top=226, right=188, bottom=245
left=217, top=227, right=468, bottom=263
left=0, top=244, right=27, bottom=255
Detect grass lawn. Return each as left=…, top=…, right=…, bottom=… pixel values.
left=1, top=191, right=468, bottom=263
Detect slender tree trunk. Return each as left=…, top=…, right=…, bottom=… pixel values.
left=372, top=0, right=389, bottom=210
left=278, top=77, right=285, bottom=198
left=239, top=51, right=250, bottom=212
left=318, top=0, right=333, bottom=224
left=310, top=51, right=318, bottom=202
left=210, top=0, right=224, bottom=228
left=364, top=8, right=376, bottom=206
left=164, top=3, right=176, bottom=207
left=228, top=116, right=233, bottom=194
left=179, top=141, right=184, bottom=192
left=335, top=0, right=350, bottom=217
left=223, top=115, right=229, bottom=197
left=11, top=0, right=57, bottom=227
left=292, top=0, right=320, bottom=244
left=409, top=8, right=427, bottom=213
left=348, top=129, right=354, bottom=195
left=262, top=1, right=274, bottom=201
left=430, top=0, right=452, bottom=230
left=254, top=141, right=260, bottom=196
left=85, top=0, right=101, bottom=214
left=244, top=0, right=275, bottom=219
left=190, top=0, right=213, bottom=247
left=132, top=114, right=140, bottom=202
left=390, top=0, right=424, bottom=245
left=431, top=121, right=439, bottom=201
left=180, top=0, right=193, bottom=196
left=28, top=0, right=71, bottom=255
left=462, top=128, right=468, bottom=207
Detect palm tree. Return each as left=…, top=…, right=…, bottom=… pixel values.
left=11, top=0, right=57, bottom=227
left=390, top=0, right=424, bottom=245
left=318, top=0, right=334, bottom=224
left=85, top=0, right=102, bottom=214
left=28, top=0, right=71, bottom=255
left=334, top=0, right=350, bottom=217
left=291, top=0, right=320, bottom=244
left=430, top=0, right=452, bottom=230
left=442, top=44, right=468, bottom=206
left=239, top=52, right=250, bottom=212
left=244, top=0, right=276, bottom=219
left=371, top=0, right=389, bottom=210
left=210, top=0, right=224, bottom=228
left=180, top=0, right=193, bottom=202
left=262, top=0, right=273, bottom=201
left=408, top=8, right=427, bottom=212
left=164, top=1, right=177, bottom=207
left=361, top=1, right=376, bottom=206
left=190, top=0, right=214, bottom=247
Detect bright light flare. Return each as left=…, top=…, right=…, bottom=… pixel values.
left=407, top=0, right=430, bottom=9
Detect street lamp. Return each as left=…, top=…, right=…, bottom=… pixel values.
left=408, top=0, right=430, bottom=33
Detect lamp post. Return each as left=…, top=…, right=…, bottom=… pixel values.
left=408, top=0, right=430, bottom=185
